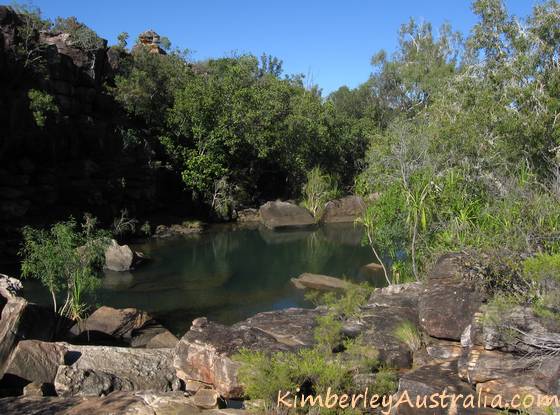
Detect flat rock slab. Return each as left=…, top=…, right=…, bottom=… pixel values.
left=5, top=340, right=67, bottom=384
left=291, top=273, right=350, bottom=292
left=0, top=390, right=251, bottom=415
left=259, top=201, right=315, bottom=230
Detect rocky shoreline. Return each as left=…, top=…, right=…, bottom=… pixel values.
left=1, top=253, right=558, bottom=414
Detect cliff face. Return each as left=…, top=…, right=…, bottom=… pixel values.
left=0, top=6, right=183, bottom=263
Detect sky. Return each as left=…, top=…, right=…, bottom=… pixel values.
left=30, top=0, right=536, bottom=95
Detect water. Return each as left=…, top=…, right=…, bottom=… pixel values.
left=23, top=223, right=383, bottom=336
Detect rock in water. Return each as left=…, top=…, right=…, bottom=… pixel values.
left=104, top=239, right=135, bottom=272
left=291, top=273, right=350, bottom=291
left=320, top=195, right=365, bottom=223
left=259, top=201, right=315, bottom=230
left=70, top=306, right=152, bottom=341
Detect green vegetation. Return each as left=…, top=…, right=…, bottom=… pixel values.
left=393, top=321, right=422, bottom=352
left=19, top=216, right=109, bottom=321
left=302, top=167, right=340, bottom=219
left=235, top=284, right=399, bottom=413
left=27, top=89, right=58, bottom=127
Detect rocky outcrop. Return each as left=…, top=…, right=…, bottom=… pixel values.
left=291, top=273, right=350, bottom=291
left=320, top=195, right=365, bottom=223
left=0, top=390, right=249, bottom=415
left=174, top=309, right=321, bottom=398
left=418, top=254, right=484, bottom=340
left=56, top=344, right=180, bottom=395
left=0, top=275, right=56, bottom=378
left=343, top=282, right=423, bottom=368
left=259, top=201, right=315, bottom=230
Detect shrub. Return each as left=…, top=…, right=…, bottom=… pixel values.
left=28, top=89, right=58, bottom=127
left=52, top=16, right=105, bottom=51
left=302, top=167, right=340, bottom=219
left=20, top=216, right=109, bottom=320
left=393, top=320, right=422, bottom=352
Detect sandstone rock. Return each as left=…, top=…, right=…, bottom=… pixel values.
left=185, top=379, right=212, bottom=394
left=291, top=273, right=350, bottom=292
left=174, top=316, right=300, bottom=398
left=130, top=323, right=179, bottom=349
left=70, top=306, right=152, bottom=343
left=395, top=361, right=481, bottom=415
left=259, top=201, right=315, bottom=230
left=22, top=382, right=50, bottom=397
left=56, top=344, right=179, bottom=396
left=193, top=388, right=220, bottom=409
left=358, top=262, right=385, bottom=280
left=418, top=254, right=484, bottom=340
left=343, top=282, right=423, bottom=368
left=5, top=340, right=67, bottom=384
left=54, top=365, right=134, bottom=397
left=0, top=276, right=56, bottom=378
left=104, top=239, right=135, bottom=272
left=236, top=208, right=260, bottom=223
left=320, top=195, right=365, bottom=223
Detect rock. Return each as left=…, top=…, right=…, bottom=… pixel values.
left=291, top=273, right=350, bottom=291
left=0, top=391, right=208, bottom=415
left=236, top=208, right=260, bottom=223
left=154, top=222, right=204, bottom=238
left=259, top=201, right=315, bottom=230
left=70, top=306, right=152, bottom=342
left=232, top=308, right=322, bottom=347
left=193, top=388, right=220, bottom=409
left=418, top=254, right=484, bottom=340
left=5, top=340, right=67, bottom=384
left=358, top=262, right=385, bottom=280
left=0, top=276, right=56, bottom=378
left=55, top=344, right=179, bottom=396
left=104, top=239, right=135, bottom=272
left=185, top=379, right=212, bottom=394
left=22, top=382, right=50, bottom=397
left=343, top=282, right=423, bottom=369
left=54, top=365, right=134, bottom=397
left=129, top=321, right=179, bottom=349
left=174, top=316, right=303, bottom=398
left=424, top=338, right=462, bottom=362
left=320, top=195, right=365, bottom=223
left=395, top=361, right=481, bottom=415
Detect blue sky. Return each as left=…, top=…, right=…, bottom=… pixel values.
left=30, top=0, right=535, bottom=95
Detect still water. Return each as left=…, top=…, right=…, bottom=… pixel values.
left=24, top=223, right=382, bottom=336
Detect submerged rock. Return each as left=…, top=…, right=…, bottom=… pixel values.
left=291, top=273, right=350, bottom=291
left=259, top=201, right=315, bottom=230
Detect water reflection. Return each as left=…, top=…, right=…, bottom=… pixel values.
left=24, top=223, right=381, bottom=335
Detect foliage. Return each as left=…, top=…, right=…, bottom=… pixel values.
left=52, top=16, right=105, bottom=51
left=393, top=321, right=422, bottom=352
left=10, top=2, right=51, bottom=70
left=111, top=208, right=138, bottom=236
left=19, top=216, right=109, bottom=320
left=27, top=89, right=58, bottom=127
left=302, top=167, right=340, bottom=219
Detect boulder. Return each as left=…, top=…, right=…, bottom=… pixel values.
left=54, top=365, right=134, bottom=397
left=343, top=282, right=423, bottom=368
left=130, top=324, right=179, bottom=349
left=104, top=239, right=136, bottom=272
left=174, top=315, right=306, bottom=398
left=193, top=388, right=220, bottom=409
left=291, top=273, right=350, bottom=292
left=69, top=306, right=152, bottom=343
left=358, top=262, right=385, bottom=280
left=22, top=382, right=51, bottom=397
left=0, top=275, right=56, bottom=378
left=259, top=201, right=315, bottom=230
left=55, top=344, right=179, bottom=396
left=418, top=254, right=484, bottom=340
left=320, top=195, right=365, bottom=223
left=5, top=340, right=67, bottom=384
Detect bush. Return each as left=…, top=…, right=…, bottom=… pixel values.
left=20, top=216, right=109, bottom=321
left=302, top=167, right=340, bottom=219
left=28, top=89, right=58, bottom=127
left=393, top=320, right=422, bottom=352
left=52, top=16, right=105, bottom=51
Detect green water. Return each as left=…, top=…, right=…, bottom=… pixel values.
left=24, top=223, right=382, bottom=336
